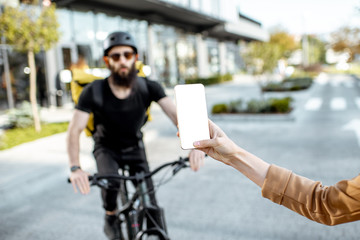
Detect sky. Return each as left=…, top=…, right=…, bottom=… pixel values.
left=238, top=0, right=360, bottom=36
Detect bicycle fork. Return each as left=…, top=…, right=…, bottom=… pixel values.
left=118, top=180, right=149, bottom=239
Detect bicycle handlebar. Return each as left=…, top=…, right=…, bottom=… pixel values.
left=67, top=156, right=190, bottom=185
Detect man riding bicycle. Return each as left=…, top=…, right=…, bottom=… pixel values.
left=66, top=31, right=205, bottom=240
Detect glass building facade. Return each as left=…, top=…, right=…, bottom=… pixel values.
left=0, top=0, right=267, bottom=109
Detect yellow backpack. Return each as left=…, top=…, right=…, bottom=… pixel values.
left=70, top=61, right=152, bottom=137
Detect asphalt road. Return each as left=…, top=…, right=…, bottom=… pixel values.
left=1, top=73, right=359, bottom=239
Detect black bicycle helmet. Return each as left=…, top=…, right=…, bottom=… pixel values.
left=103, top=31, right=138, bottom=56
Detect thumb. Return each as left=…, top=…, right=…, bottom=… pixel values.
left=193, top=139, right=213, bottom=148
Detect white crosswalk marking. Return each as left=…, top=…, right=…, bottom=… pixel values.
left=330, top=97, right=346, bottom=110
left=305, top=98, right=322, bottom=111
left=331, top=81, right=340, bottom=87
left=304, top=97, right=360, bottom=111
left=356, top=97, right=360, bottom=109
left=304, top=75, right=359, bottom=111
left=315, top=73, right=328, bottom=85
left=344, top=81, right=354, bottom=88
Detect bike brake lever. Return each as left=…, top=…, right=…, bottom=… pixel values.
left=67, top=175, right=94, bottom=183
left=173, top=162, right=187, bottom=175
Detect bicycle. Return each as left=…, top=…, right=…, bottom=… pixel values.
left=69, top=156, right=190, bottom=240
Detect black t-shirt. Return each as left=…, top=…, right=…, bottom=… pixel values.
left=76, top=77, right=166, bottom=150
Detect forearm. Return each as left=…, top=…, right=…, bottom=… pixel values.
left=157, top=96, right=178, bottom=126
left=227, top=146, right=270, bottom=187
left=193, top=121, right=270, bottom=186
left=66, top=109, right=90, bottom=167
left=66, top=128, right=82, bottom=167
left=166, top=109, right=177, bottom=127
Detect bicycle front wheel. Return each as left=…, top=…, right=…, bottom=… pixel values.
left=135, top=228, right=169, bottom=240
left=118, top=179, right=135, bottom=240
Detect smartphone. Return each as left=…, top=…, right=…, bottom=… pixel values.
left=174, top=84, right=210, bottom=149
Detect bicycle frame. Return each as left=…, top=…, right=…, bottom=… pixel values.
left=87, top=157, right=189, bottom=240
left=118, top=177, right=168, bottom=240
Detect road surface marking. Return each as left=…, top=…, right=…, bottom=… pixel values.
left=330, top=97, right=346, bottom=111
left=356, top=97, right=360, bottom=109
left=343, top=119, right=360, bottom=148
left=344, top=81, right=354, bottom=88
left=315, top=73, right=328, bottom=85
left=305, top=98, right=322, bottom=111
left=330, top=81, right=340, bottom=87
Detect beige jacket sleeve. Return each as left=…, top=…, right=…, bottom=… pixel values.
left=261, top=164, right=360, bottom=225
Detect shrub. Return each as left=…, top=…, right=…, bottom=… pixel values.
left=261, top=82, right=282, bottom=92
left=7, top=101, right=35, bottom=129
left=212, top=103, right=229, bottom=114
left=211, top=97, right=293, bottom=114
left=269, top=97, right=293, bottom=113
left=247, top=99, right=269, bottom=113
left=262, top=77, right=313, bottom=92
left=221, top=73, right=233, bottom=82
left=229, top=99, right=244, bottom=113
left=284, top=77, right=313, bottom=89
left=185, top=73, right=233, bottom=85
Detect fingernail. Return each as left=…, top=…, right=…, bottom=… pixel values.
left=193, top=141, right=200, bottom=147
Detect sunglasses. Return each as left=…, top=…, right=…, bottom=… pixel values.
left=108, top=51, right=135, bottom=61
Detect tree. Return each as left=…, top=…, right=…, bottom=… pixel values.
left=306, top=35, right=327, bottom=65
left=0, top=1, right=59, bottom=132
left=330, top=26, right=360, bottom=62
left=269, top=31, right=299, bottom=59
left=243, top=41, right=282, bottom=75
left=242, top=30, right=299, bottom=78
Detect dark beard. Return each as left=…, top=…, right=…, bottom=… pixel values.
left=111, top=63, right=137, bottom=88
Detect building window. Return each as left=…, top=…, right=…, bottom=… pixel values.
left=56, top=9, right=72, bottom=42
left=176, top=33, right=197, bottom=81
left=207, top=38, right=220, bottom=75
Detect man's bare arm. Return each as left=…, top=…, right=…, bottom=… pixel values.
left=157, top=96, right=177, bottom=126
left=67, top=109, right=90, bottom=167
left=67, top=109, right=92, bottom=194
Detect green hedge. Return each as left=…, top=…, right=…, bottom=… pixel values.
left=185, top=73, right=233, bottom=85
left=212, top=97, right=293, bottom=114
left=262, top=77, right=313, bottom=92
left=212, top=103, right=229, bottom=114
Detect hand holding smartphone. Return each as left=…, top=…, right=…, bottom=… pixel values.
left=174, top=84, right=210, bottom=149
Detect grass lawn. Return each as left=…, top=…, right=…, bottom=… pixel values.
left=0, top=122, right=69, bottom=150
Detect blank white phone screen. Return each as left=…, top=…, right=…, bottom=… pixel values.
left=174, top=84, right=210, bottom=149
